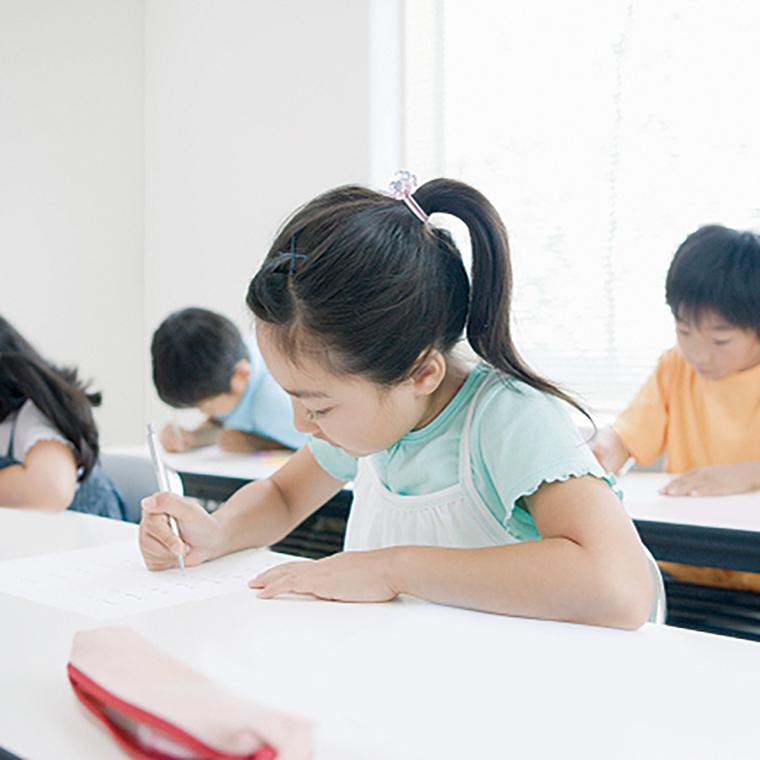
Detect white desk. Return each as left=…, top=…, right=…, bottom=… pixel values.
left=620, top=472, right=760, bottom=573
left=621, top=473, right=760, bottom=533
left=1, top=509, right=760, bottom=760
left=106, top=449, right=760, bottom=566
left=620, top=473, right=760, bottom=641
left=105, top=444, right=292, bottom=482
left=107, top=450, right=760, bottom=528
left=105, top=449, right=760, bottom=569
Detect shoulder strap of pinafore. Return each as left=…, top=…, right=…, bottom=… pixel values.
left=457, top=371, right=504, bottom=503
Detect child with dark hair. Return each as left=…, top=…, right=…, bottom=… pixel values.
left=151, top=308, right=306, bottom=452
left=593, top=225, right=760, bottom=495
left=139, top=174, right=652, bottom=630
left=593, top=225, right=760, bottom=591
left=0, top=315, right=127, bottom=519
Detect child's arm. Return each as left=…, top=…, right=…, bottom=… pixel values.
left=661, top=461, right=760, bottom=497
left=160, top=418, right=221, bottom=452
left=591, top=426, right=631, bottom=473
left=250, top=475, right=652, bottom=630
left=139, top=446, right=345, bottom=570
left=217, top=428, right=286, bottom=453
left=0, top=440, right=77, bottom=510
left=609, top=350, right=677, bottom=470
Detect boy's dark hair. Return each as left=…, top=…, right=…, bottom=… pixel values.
left=151, top=308, right=248, bottom=408
left=246, top=179, right=589, bottom=420
left=666, top=225, right=760, bottom=336
left=0, top=315, right=101, bottom=481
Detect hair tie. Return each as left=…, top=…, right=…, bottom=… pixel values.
left=389, top=170, right=429, bottom=223
left=276, top=235, right=308, bottom=274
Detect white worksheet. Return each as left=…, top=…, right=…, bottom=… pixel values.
left=0, top=541, right=298, bottom=619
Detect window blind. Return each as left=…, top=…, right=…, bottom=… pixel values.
left=404, top=0, right=760, bottom=417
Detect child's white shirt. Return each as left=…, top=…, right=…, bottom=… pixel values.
left=0, top=400, right=71, bottom=462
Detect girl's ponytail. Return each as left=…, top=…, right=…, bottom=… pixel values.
left=247, top=176, right=590, bottom=423
left=416, top=178, right=591, bottom=421
left=0, top=353, right=100, bottom=480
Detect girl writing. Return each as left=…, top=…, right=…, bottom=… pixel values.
left=0, top=316, right=127, bottom=519
left=140, top=175, right=652, bottom=629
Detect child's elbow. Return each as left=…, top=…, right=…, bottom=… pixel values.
left=595, top=565, right=653, bottom=631
left=606, top=587, right=651, bottom=631
left=30, top=482, right=75, bottom=511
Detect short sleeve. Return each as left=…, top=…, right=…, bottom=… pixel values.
left=474, top=382, right=607, bottom=529
left=13, top=401, right=72, bottom=461
left=613, top=349, right=674, bottom=467
left=307, top=436, right=358, bottom=482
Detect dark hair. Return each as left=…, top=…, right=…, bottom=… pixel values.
left=666, top=225, right=760, bottom=336
left=246, top=178, right=588, bottom=418
left=151, top=307, right=248, bottom=408
left=0, top=316, right=101, bottom=480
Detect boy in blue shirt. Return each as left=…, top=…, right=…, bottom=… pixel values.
left=151, top=308, right=306, bottom=453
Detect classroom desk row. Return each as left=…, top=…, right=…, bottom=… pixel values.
left=1, top=507, right=759, bottom=760
left=107, top=446, right=760, bottom=642
left=619, top=476, right=760, bottom=641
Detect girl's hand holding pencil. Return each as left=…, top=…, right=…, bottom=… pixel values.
left=140, top=493, right=219, bottom=571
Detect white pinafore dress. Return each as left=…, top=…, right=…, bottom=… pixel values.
left=344, top=376, right=520, bottom=551
left=342, top=374, right=666, bottom=623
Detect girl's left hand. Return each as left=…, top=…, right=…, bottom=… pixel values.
left=249, top=549, right=400, bottom=602
left=661, top=462, right=760, bottom=497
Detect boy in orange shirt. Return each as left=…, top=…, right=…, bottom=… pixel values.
left=593, top=225, right=760, bottom=589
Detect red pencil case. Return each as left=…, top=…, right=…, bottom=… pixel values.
left=67, top=626, right=313, bottom=760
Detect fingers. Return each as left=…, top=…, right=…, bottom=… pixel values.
left=140, top=509, right=185, bottom=554
left=673, top=480, right=725, bottom=497
left=140, top=509, right=180, bottom=550
left=160, top=425, right=181, bottom=452
left=661, top=472, right=701, bottom=497
left=139, top=492, right=198, bottom=570
left=140, top=530, right=183, bottom=571
left=255, top=574, right=308, bottom=599
left=160, top=424, right=192, bottom=452
left=661, top=479, right=695, bottom=496
left=249, top=562, right=314, bottom=599
left=248, top=562, right=293, bottom=589
left=142, top=492, right=197, bottom=521
left=246, top=554, right=393, bottom=603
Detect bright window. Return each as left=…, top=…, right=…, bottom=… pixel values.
left=404, top=1, right=760, bottom=417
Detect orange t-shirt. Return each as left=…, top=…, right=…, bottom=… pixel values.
left=613, top=347, right=760, bottom=473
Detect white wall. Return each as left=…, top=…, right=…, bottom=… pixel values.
left=1, top=0, right=378, bottom=444
left=144, top=0, right=373, bottom=433
left=0, top=0, right=145, bottom=445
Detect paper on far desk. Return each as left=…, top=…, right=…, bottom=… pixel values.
left=0, top=541, right=294, bottom=619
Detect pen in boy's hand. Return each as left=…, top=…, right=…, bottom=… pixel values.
left=147, top=423, right=186, bottom=571
left=617, top=457, right=635, bottom=478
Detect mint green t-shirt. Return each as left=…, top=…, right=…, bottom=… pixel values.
left=308, top=364, right=607, bottom=541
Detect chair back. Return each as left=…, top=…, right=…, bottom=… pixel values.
left=645, top=545, right=667, bottom=624
left=100, top=453, right=184, bottom=523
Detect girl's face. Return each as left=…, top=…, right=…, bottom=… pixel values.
left=675, top=310, right=760, bottom=380
left=256, top=324, right=444, bottom=456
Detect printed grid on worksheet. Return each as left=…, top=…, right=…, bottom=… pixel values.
left=0, top=541, right=294, bottom=619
